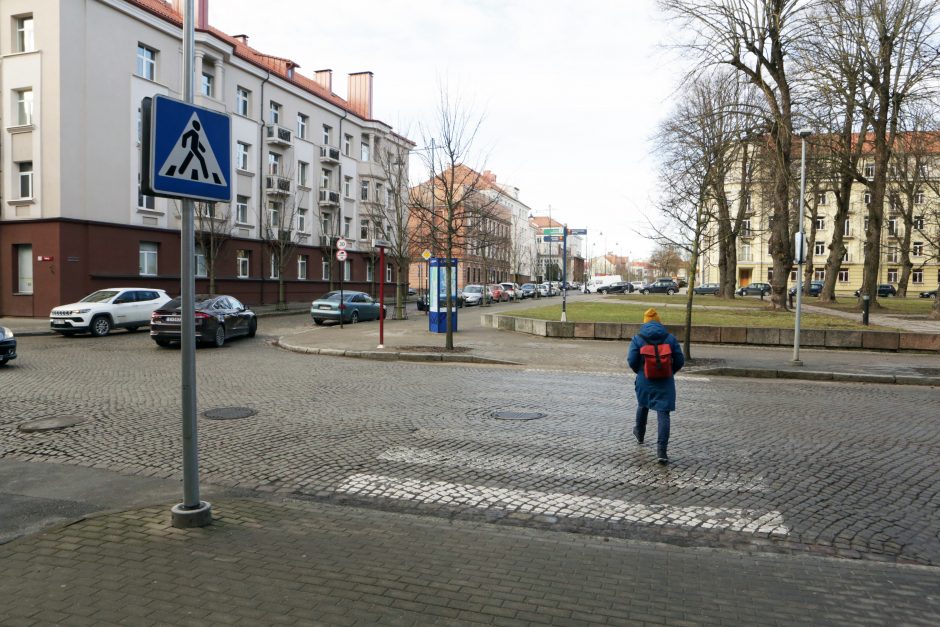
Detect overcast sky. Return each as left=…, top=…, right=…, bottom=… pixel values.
left=211, top=0, right=684, bottom=260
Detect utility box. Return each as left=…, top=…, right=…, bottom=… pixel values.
left=429, top=257, right=458, bottom=333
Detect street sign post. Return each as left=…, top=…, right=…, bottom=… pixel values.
left=336, top=249, right=348, bottom=261
left=373, top=240, right=391, bottom=348
left=336, top=238, right=348, bottom=250
left=543, top=235, right=563, bottom=242
left=543, top=227, right=563, bottom=236
left=568, top=228, right=587, bottom=235
left=421, top=249, right=432, bottom=261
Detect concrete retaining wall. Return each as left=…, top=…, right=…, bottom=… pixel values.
left=482, top=314, right=939, bottom=353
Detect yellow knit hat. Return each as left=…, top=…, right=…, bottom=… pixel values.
left=643, top=308, right=661, bottom=323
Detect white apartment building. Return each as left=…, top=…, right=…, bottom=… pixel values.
left=0, top=0, right=411, bottom=316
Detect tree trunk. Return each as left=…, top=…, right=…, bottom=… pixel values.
left=819, top=177, right=854, bottom=303
left=277, top=275, right=286, bottom=310
left=768, top=137, right=794, bottom=311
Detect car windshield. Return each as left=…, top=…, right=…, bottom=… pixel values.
left=464, top=285, right=482, bottom=294
left=80, top=290, right=120, bottom=303
left=522, top=284, right=534, bottom=289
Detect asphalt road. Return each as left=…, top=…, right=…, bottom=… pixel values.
left=2, top=325, right=939, bottom=569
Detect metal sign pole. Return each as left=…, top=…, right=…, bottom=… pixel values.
left=378, top=245, right=385, bottom=348
left=561, top=225, right=568, bottom=322
left=171, top=0, right=211, bottom=528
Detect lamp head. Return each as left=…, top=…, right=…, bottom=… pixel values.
left=797, top=128, right=813, bottom=138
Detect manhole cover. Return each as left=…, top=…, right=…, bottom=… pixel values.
left=492, top=411, right=546, bottom=421
left=202, top=407, right=257, bottom=420
left=18, top=415, right=88, bottom=432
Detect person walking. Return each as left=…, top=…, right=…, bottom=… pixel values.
left=627, top=308, right=684, bottom=464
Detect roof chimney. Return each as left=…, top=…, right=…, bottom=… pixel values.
left=314, top=69, right=333, bottom=92
left=233, top=34, right=249, bottom=45
left=347, top=72, right=373, bottom=119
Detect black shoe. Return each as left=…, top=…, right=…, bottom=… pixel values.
left=657, top=448, right=668, bottom=464
left=632, top=427, right=644, bottom=444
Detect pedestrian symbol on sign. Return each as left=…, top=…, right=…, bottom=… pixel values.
left=158, top=112, right=226, bottom=186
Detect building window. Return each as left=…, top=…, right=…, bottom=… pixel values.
left=886, top=247, right=899, bottom=263
left=298, top=255, right=308, bottom=280
left=15, top=15, right=34, bottom=53
left=344, top=134, right=352, bottom=156
left=386, top=265, right=393, bottom=282
left=838, top=269, right=849, bottom=283
left=138, top=173, right=154, bottom=209
left=914, top=191, right=924, bottom=205
left=298, top=161, right=309, bottom=187
left=360, top=180, right=369, bottom=201
left=864, top=163, right=874, bottom=178
left=817, top=192, right=827, bottom=205
left=344, top=176, right=352, bottom=198
left=343, top=260, right=351, bottom=281
left=321, top=168, right=332, bottom=189
left=236, top=142, right=250, bottom=171
left=322, top=124, right=332, bottom=146
left=344, top=217, right=352, bottom=238
left=297, top=209, right=307, bottom=233
left=321, top=260, right=330, bottom=280
left=296, top=113, right=308, bottom=139
left=269, top=101, right=281, bottom=124
left=237, top=250, right=250, bottom=278
left=268, top=152, right=281, bottom=176
left=270, top=254, right=279, bottom=279
left=366, top=260, right=374, bottom=282
left=195, top=245, right=207, bottom=278
left=201, top=72, right=214, bottom=97
left=741, top=218, right=752, bottom=236
left=375, top=183, right=384, bottom=204
left=139, top=242, right=158, bottom=276
left=236, top=87, right=250, bottom=116
left=888, top=218, right=898, bottom=236
left=268, top=201, right=281, bottom=230
left=913, top=269, right=924, bottom=284
left=361, top=220, right=370, bottom=240
left=842, top=249, right=849, bottom=262
left=236, top=195, right=249, bottom=223
left=17, top=162, right=33, bottom=199
left=814, top=241, right=825, bottom=256
left=844, top=218, right=851, bottom=236
left=914, top=216, right=924, bottom=230
left=360, top=139, right=370, bottom=162
left=864, top=217, right=870, bottom=232
left=815, top=217, right=825, bottom=230
left=136, top=44, right=156, bottom=80
left=15, top=89, right=33, bottom=125
left=813, top=269, right=825, bottom=281
left=864, top=191, right=872, bottom=205
left=913, top=241, right=923, bottom=256
left=321, top=213, right=331, bottom=236
left=789, top=269, right=797, bottom=281
left=741, top=243, right=751, bottom=261
left=887, top=268, right=898, bottom=283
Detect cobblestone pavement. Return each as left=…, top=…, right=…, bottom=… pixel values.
left=3, top=330, right=939, bottom=570
left=2, top=498, right=939, bottom=626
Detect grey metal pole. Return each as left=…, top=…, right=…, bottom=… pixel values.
left=172, top=0, right=211, bottom=528
left=561, top=224, right=568, bottom=322
left=792, top=130, right=810, bottom=366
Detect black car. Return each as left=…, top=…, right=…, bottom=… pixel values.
left=920, top=289, right=938, bottom=299
left=640, top=279, right=679, bottom=295
left=854, top=284, right=897, bottom=298
left=150, top=295, right=257, bottom=348
left=737, top=282, right=772, bottom=297
left=693, top=283, right=720, bottom=295
left=417, top=291, right=465, bottom=311
left=598, top=281, right=634, bottom=294
left=788, top=281, right=824, bottom=297
left=0, top=326, right=16, bottom=366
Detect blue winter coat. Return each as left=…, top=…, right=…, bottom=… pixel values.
left=627, top=321, right=685, bottom=412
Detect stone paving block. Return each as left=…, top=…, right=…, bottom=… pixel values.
left=319, top=348, right=347, bottom=356
left=497, top=316, right=516, bottom=331
left=573, top=323, right=595, bottom=338
left=898, top=333, right=940, bottom=352
left=720, top=327, right=748, bottom=344
left=399, top=353, right=442, bottom=362
left=861, top=332, right=900, bottom=351
left=514, top=317, right=534, bottom=335
left=530, top=319, right=548, bottom=336
left=593, top=323, right=622, bottom=340
left=825, top=330, right=863, bottom=348
left=747, top=327, right=780, bottom=345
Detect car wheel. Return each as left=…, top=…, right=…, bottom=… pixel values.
left=247, top=319, right=257, bottom=337
left=666, top=289, right=675, bottom=296
left=313, top=318, right=325, bottom=326
left=90, top=315, right=112, bottom=337
left=154, top=339, right=173, bottom=348
left=212, top=324, right=226, bottom=348
left=350, top=311, right=359, bottom=324
left=642, top=289, right=650, bottom=295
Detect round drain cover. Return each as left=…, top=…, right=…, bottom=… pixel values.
left=202, top=407, right=256, bottom=420
left=18, top=415, right=88, bottom=432
left=492, top=411, right=545, bottom=421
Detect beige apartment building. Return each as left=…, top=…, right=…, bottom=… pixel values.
left=0, top=0, right=411, bottom=317
left=702, top=155, right=940, bottom=296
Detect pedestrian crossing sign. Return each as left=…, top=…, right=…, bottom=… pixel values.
left=141, top=95, right=232, bottom=202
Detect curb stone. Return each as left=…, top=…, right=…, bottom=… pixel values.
left=276, top=339, right=521, bottom=366
left=694, top=366, right=939, bottom=387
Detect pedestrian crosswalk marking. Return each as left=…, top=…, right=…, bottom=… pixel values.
left=377, top=447, right=767, bottom=492
left=158, top=112, right=227, bottom=186
left=337, top=473, right=789, bottom=536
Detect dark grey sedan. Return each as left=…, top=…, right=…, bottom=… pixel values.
left=151, top=295, right=257, bottom=348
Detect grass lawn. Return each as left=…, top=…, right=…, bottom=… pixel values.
left=612, top=293, right=769, bottom=309
left=811, top=297, right=937, bottom=316
left=509, top=302, right=882, bottom=330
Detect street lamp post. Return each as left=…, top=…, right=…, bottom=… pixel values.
left=792, top=128, right=812, bottom=366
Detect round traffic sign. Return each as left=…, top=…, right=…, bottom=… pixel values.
left=336, top=238, right=348, bottom=250
left=336, top=249, right=348, bottom=261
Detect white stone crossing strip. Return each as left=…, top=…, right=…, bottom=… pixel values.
left=378, top=447, right=767, bottom=492
left=336, top=473, right=789, bottom=536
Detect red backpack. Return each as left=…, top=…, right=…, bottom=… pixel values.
left=638, top=333, right=673, bottom=379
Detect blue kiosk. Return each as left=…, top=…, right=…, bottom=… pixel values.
left=428, top=257, right=458, bottom=333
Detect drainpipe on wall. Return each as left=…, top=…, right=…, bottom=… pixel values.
left=258, top=70, right=271, bottom=304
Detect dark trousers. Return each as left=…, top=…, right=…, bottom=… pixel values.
left=635, top=406, right=670, bottom=449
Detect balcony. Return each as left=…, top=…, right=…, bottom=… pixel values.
left=265, top=175, right=291, bottom=195
left=318, top=189, right=340, bottom=206
left=320, top=146, right=340, bottom=163
left=265, top=124, right=292, bottom=146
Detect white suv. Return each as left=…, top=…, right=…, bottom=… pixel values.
left=50, top=288, right=171, bottom=337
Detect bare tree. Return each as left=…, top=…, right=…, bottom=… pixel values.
left=661, top=0, right=810, bottom=310
left=260, top=164, right=309, bottom=310
left=172, top=200, right=235, bottom=294
left=371, top=135, right=414, bottom=320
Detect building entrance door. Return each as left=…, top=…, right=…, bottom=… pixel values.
left=17, top=244, right=33, bottom=294
left=739, top=268, right=752, bottom=288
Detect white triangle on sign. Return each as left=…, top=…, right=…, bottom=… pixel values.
left=158, top=111, right=227, bottom=186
